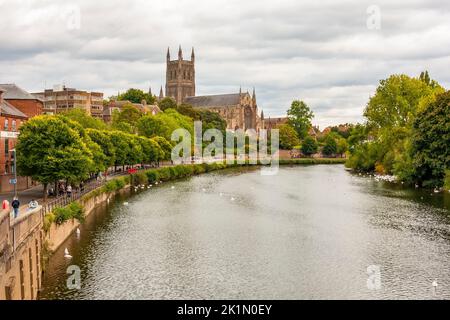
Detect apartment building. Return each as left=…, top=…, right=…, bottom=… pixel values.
left=33, top=85, right=104, bottom=119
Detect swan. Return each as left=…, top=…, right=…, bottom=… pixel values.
left=171, top=186, right=175, bottom=189
left=123, top=202, right=129, bottom=206
left=231, top=197, right=235, bottom=201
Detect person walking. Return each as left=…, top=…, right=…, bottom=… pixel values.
left=66, top=184, right=72, bottom=198
left=11, top=197, right=20, bottom=219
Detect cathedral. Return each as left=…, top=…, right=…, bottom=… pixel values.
left=159, top=46, right=265, bottom=131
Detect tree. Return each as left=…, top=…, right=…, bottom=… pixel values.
left=108, top=131, right=131, bottom=170
left=336, top=138, right=348, bottom=157
left=364, top=74, right=444, bottom=129
left=301, top=136, right=318, bottom=156
left=158, top=97, right=177, bottom=111
left=287, top=100, right=314, bottom=139
left=84, top=136, right=107, bottom=174
left=112, top=104, right=143, bottom=133
left=137, top=109, right=193, bottom=141
left=16, top=116, right=93, bottom=200
left=278, top=124, right=300, bottom=150
left=322, top=135, right=338, bottom=157
left=86, top=128, right=116, bottom=170
left=152, top=136, right=173, bottom=161
left=411, top=90, right=450, bottom=187
left=59, top=108, right=107, bottom=130
left=118, top=88, right=155, bottom=104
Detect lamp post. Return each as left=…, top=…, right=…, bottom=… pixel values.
left=11, top=148, right=17, bottom=198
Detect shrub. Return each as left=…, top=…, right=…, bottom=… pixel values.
left=444, top=170, right=450, bottom=191
left=146, top=170, right=159, bottom=183
left=53, top=202, right=85, bottom=225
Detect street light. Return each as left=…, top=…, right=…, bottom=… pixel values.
left=11, top=148, right=17, bottom=198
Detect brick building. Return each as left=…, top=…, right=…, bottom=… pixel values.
left=0, top=84, right=43, bottom=118
left=33, top=85, right=104, bottom=119
left=0, top=89, right=30, bottom=193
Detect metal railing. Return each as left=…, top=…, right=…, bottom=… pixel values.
left=41, top=179, right=105, bottom=215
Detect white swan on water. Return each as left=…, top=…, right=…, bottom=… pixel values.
left=123, top=202, right=129, bottom=206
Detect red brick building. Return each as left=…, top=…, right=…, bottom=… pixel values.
left=0, top=84, right=43, bottom=118
left=0, top=89, right=30, bottom=193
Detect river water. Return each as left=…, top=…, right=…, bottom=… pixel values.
left=40, top=165, right=450, bottom=300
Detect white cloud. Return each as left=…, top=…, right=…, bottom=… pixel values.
left=0, top=0, right=449, bottom=127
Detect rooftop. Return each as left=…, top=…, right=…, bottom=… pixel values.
left=0, top=84, right=43, bottom=101
left=0, top=99, right=28, bottom=119
left=184, top=93, right=242, bottom=108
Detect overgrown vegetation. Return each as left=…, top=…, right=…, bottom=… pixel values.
left=53, top=202, right=85, bottom=225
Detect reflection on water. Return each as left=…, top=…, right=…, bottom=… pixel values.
left=40, top=165, right=450, bottom=300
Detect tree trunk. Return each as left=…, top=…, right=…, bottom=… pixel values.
left=43, top=183, right=48, bottom=203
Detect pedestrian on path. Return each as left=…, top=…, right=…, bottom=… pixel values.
left=67, top=184, right=72, bottom=198
left=11, top=197, right=20, bottom=219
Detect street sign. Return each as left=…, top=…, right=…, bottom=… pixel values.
left=9, top=179, right=17, bottom=185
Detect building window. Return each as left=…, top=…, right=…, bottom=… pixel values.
left=12, top=120, right=16, bottom=131
left=4, top=119, right=8, bottom=131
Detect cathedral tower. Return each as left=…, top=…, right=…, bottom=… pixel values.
left=165, top=46, right=195, bottom=104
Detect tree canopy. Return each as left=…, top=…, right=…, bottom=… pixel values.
left=118, top=88, right=155, bottom=105
left=16, top=116, right=93, bottom=199
left=287, top=100, right=314, bottom=139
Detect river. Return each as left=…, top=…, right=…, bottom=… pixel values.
left=39, top=165, right=450, bottom=299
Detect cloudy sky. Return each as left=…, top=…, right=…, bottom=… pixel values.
left=1, top=0, right=449, bottom=128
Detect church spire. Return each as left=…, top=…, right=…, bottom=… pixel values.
left=252, top=87, right=256, bottom=100
left=239, top=86, right=242, bottom=95
left=148, top=86, right=152, bottom=96
left=159, top=86, right=164, bottom=100
left=166, top=47, right=170, bottom=62
left=191, top=47, right=195, bottom=62
left=178, top=45, right=183, bottom=60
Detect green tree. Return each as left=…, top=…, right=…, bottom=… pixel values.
left=364, top=74, right=444, bottom=129
left=336, top=138, right=348, bottom=157
left=137, top=109, right=193, bottom=141
left=59, top=108, right=107, bottom=130
left=108, top=131, right=131, bottom=170
left=158, top=97, right=177, bottom=111
left=84, top=136, right=107, bottom=174
left=287, top=100, right=314, bottom=139
left=301, top=136, right=318, bottom=156
left=118, top=88, right=155, bottom=104
left=16, top=116, right=93, bottom=200
left=278, top=124, right=300, bottom=150
left=152, top=136, right=173, bottom=161
left=411, top=90, right=450, bottom=187
left=322, top=135, right=337, bottom=157
left=86, top=128, right=116, bottom=169
left=112, top=104, right=143, bottom=133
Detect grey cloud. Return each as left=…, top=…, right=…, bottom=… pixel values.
left=0, top=0, right=449, bottom=127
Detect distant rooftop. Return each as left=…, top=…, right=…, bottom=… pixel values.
left=184, top=93, right=242, bottom=108
left=0, top=84, right=43, bottom=101
left=0, top=99, right=28, bottom=119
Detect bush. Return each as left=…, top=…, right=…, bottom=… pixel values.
left=53, top=202, right=84, bottom=225
left=146, top=170, right=159, bottom=183
left=444, top=170, right=450, bottom=191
